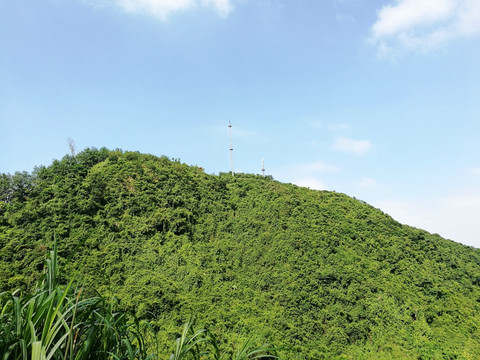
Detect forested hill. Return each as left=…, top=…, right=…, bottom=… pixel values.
left=2, top=148, right=480, bottom=359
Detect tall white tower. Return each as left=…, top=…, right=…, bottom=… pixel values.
left=262, top=159, right=265, bottom=177
left=228, top=121, right=234, bottom=176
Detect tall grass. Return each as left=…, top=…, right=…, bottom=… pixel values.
left=0, top=239, right=152, bottom=360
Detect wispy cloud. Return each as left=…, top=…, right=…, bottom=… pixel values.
left=113, top=0, right=234, bottom=20
left=333, top=136, right=372, bottom=155
left=370, top=0, right=480, bottom=54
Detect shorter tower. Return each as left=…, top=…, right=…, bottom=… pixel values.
left=228, top=121, right=234, bottom=176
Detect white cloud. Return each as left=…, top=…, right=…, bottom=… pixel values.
left=115, top=0, right=234, bottom=19
left=333, top=137, right=372, bottom=155
left=372, top=0, right=454, bottom=37
left=370, top=0, right=480, bottom=53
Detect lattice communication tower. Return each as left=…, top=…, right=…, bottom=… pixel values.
left=228, top=121, right=234, bottom=176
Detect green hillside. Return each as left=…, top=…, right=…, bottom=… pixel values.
left=1, top=148, right=480, bottom=359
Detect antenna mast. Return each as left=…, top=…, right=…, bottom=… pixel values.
left=67, top=137, right=76, bottom=157
left=228, top=121, right=234, bottom=176
left=262, top=159, right=265, bottom=177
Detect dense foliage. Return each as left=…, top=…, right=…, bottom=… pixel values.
left=0, top=237, right=278, bottom=360
left=2, top=148, right=480, bottom=359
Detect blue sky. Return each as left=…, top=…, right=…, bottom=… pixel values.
left=1, top=0, right=480, bottom=247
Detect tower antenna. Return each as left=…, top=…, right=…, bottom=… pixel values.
left=228, top=121, right=234, bottom=176
left=262, top=159, right=265, bottom=177
left=67, top=137, right=76, bottom=157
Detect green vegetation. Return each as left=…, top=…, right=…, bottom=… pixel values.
left=0, top=237, right=152, bottom=360
left=0, top=237, right=278, bottom=360
left=2, top=148, right=480, bottom=359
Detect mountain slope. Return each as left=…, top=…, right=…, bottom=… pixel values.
left=1, top=148, right=480, bottom=359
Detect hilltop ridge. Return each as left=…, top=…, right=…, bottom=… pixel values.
left=1, top=148, right=480, bottom=359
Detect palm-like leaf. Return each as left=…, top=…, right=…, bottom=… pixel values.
left=169, top=318, right=208, bottom=360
